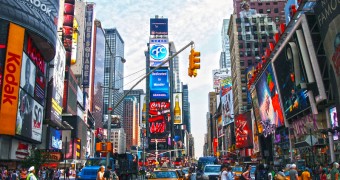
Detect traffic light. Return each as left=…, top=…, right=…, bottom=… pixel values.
left=188, top=48, right=200, bottom=77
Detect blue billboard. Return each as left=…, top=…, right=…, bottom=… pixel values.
left=150, top=18, right=168, bottom=35
left=149, top=69, right=169, bottom=100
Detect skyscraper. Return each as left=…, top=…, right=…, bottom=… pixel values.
left=103, top=28, right=125, bottom=127
left=170, top=42, right=181, bottom=92
left=182, top=84, right=191, bottom=133
left=221, top=19, right=231, bottom=70
left=123, top=96, right=139, bottom=150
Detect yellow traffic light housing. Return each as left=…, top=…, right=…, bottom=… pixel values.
left=188, top=48, right=200, bottom=77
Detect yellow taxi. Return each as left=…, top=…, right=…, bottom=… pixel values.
left=148, top=168, right=181, bottom=180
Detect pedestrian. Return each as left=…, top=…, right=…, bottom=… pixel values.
left=97, top=166, right=105, bottom=180
left=26, top=166, right=37, bottom=180
left=103, top=166, right=112, bottom=180
left=302, top=167, right=311, bottom=180
left=227, top=166, right=235, bottom=180
left=241, top=165, right=252, bottom=180
left=54, top=168, right=61, bottom=180
left=330, top=162, right=339, bottom=180
left=321, top=169, right=327, bottom=180
left=65, top=168, right=70, bottom=180
left=255, top=164, right=267, bottom=180
left=219, top=164, right=228, bottom=180
left=274, top=168, right=285, bottom=180
left=289, top=164, right=299, bottom=180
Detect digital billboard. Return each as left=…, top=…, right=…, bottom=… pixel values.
left=0, top=0, right=59, bottom=60
left=51, top=39, right=66, bottom=123
left=63, top=0, right=75, bottom=65
left=235, top=112, right=253, bottom=149
left=173, top=93, right=183, bottom=124
left=273, top=41, right=310, bottom=120
left=82, top=4, right=94, bottom=87
left=217, top=115, right=223, bottom=137
left=150, top=18, right=168, bottom=35
left=148, top=101, right=171, bottom=150
left=150, top=69, right=169, bottom=100
left=50, top=127, right=62, bottom=149
left=255, top=65, right=284, bottom=130
left=149, top=39, right=169, bottom=67
left=330, top=107, right=339, bottom=141
left=0, top=23, right=25, bottom=136
left=251, top=88, right=263, bottom=134
left=221, top=90, right=234, bottom=126
left=140, top=94, right=146, bottom=128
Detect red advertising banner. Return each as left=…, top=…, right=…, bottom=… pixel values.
left=235, top=112, right=253, bottom=149
left=213, top=138, right=218, bottom=155
left=148, top=101, right=170, bottom=135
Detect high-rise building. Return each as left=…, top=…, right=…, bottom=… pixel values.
left=182, top=84, right=191, bottom=133
left=229, top=0, right=286, bottom=115
left=123, top=96, right=140, bottom=150
left=103, top=28, right=125, bottom=128
left=221, top=19, right=231, bottom=70
left=111, top=128, right=126, bottom=154
left=170, top=42, right=181, bottom=92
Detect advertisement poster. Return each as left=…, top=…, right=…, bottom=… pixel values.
left=251, top=109, right=260, bottom=153
left=220, top=77, right=232, bottom=96
left=140, top=94, right=147, bottom=128
left=251, top=88, right=263, bottom=134
left=235, top=112, right=253, bottom=149
left=314, top=1, right=340, bottom=104
left=221, top=90, right=234, bottom=126
left=255, top=65, right=284, bottom=130
left=150, top=18, right=168, bottom=35
left=149, top=39, right=169, bottom=67
left=246, top=66, right=255, bottom=105
left=173, top=93, right=183, bottom=124
left=50, top=127, right=62, bottom=149
left=330, top=107, right=339, bottom=141
left=31, top=101, right=43, bottom=141
left=217, top=115, right=223, bottom=137
left=273, top=42, right=310, bottom=120
left=213, top=69, right=229, bottom=90
left=10, top=139, right=32, bottom=160
left=20, top=53, right=36, bottom=97
left=150, top=69, right=169, bottom=100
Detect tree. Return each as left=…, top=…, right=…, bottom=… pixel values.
left=22, top=148, right=47, bottom=172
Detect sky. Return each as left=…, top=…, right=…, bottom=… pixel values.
left=94, top=0, right=233, bottom=158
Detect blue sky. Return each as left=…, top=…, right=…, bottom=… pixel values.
left=94, top=0, right=233, bottom=158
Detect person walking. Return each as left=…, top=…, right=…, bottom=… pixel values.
left=96, top=166, right=105, bottom=180
left=289, top=164, right=299, bottom=180
left=302, top=167, right=311, bottom=180
left=330, top=162, right=339, bottom=180
left=241, top=165, right=252, bottom=180
left=103, top=166, right=113, bottom=180
left=220, top=164, right=228, bottom=180
left=26, top=166, right=37, bottom=180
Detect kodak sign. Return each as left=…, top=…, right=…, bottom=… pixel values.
left=0, top=23, right=25, bottom=135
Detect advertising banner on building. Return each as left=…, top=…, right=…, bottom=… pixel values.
left=173, top=93, right=183, bottom=124
left=220, top=77, right=232, bottom=96
left=63, top=0, right=75, bottom=65
left=140, top=94, right=146, bottom=128
left=251, top=108, right=260, bottom=153
left=150, top=18, right=168, bottom=35
left=149, top=39, right=169, bottom=67
left=217, top=115, right=223, bottom=137
left=213, top=69, right=229, bottom=91
left=222, top=90, right=234, bottom=126
left=0, top=0, right=59, bottom=60
left=150, top=69, right=169, bottom=100
left=291, top=114, right=324, bottom=138
left=273, top=38, right=310, bottom=121
left=314, top=1, right=340, bottom=104
left=51, top=38, right=66, bottom=123
left=82, top=4, right=94, bottom=87
left=49, top=127, right=62, bottom=149
left=148, top=101, right=171, bottom=150
left=10, top=139, right=32, bottom=160
left=235, top=112, right=253, bottom=149
left=255, top=65, right=285, bottom=134
left=330, top=106, right=339, bottom=141
left=0, top=23, right=25, bottom=136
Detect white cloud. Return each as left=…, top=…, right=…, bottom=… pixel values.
left=94, top=0, right=233, bottom=158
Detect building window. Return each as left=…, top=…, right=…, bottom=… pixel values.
left=244, top=18, right=250, bottom=23
left=254, top=43, right=259, bottom=48
left=268, top=17, right=272, bottom=22
left=259, top=9, right=263, bottom=13
left=238, top=35, right=243, bottom=40
left=239, top=43, right=244, bottom=49
left=241, top=77, right=246, bottom=83
left=274, top=2, right=278, bottom=5
left=245, top=26, right=250, bottom=32
left=241, top=70, right=246, bottom=75
left=248, top=60, right=253, bottom=65
left=268, top=25, right=273, bottom=31
left=267, top=9, right=271, bottom=13
left=266, top=2, right=270, bottom=5
left=259, top=3, right=262, bottom=6
left=240, top=52, right=244, bottom=57
left=246, top=34, right=250, bottom=40
left=242, top=86, right=247, bottom=92
left=275, top=16, right=280, bottom=22
left=262, top=35, right=267, bottom=40
left=247, top=51, right=252, bottom=57
left=237, top=26, right=242, bottom=32
left=262, top=42, right=267, bottom=48
left=240, top=60, right=245, bottom=66
left=246, top=43, right=251, bottom=48
left=236, top=18, right=241, bottom=24
left=274, top=8, right=279, bottom=13
left=252, top=18, right=256, bottom=23
left=260, top=17, right=265, bottom=23
left=254, top=51, right=259, bottom=56
left=261, top=25, right=265, bottom=31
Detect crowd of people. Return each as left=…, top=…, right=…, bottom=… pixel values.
left=0, top=166, right=64, bottom=180
left=217, top=162, right=339, bottom=180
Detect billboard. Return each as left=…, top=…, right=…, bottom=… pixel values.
left=150, top=18, right=168, bottom=35
left=0, top=23, right=25, bottom=135
left=220, top=77, right=232, bottom=96
left=330, top=107, right=339, bottom=141
left=173, top=93, right=183, bottom=124
left=150, top=69, right=169, bottom=100
left=314, top=1, right=340, bottom=103
left=235, top=112, right=253, bottom=149
left=50, top=127, right=62, bottom=149
left=251, top=88, right=263, bottom=134
left=149, top=39, right=169, bottom=67
left=148, top=101, right=171, bottom=150
left=140, top=94, right=146, bottom=128
left=273, top=41, right=310, bottom=120
left=63, top=0, right=75, bottom=65
left=255, top=65, right=284, bottom=131
left=0, top=0, right=59, bottom=60
left=213, top=69, right=229, bottom=90
left=217, top=115, right=223, bottom=137
left=82, top=4, right=94, bottom=87
left=221, top=90, right=234, bottom=126
left=10, top=139, right=32, bottom=160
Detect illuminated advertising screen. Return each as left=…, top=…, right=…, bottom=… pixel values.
left=255, top=65, right=285, bottom=130
left=63, top=0, right=75, bottom=65
left=140, top=94, right=146, bottom=128
left=217, top=115, right=223, bottom=137
left=273, top=40, right=310, bottom=120
left=65, top=139, right=76, bottom=159
left=82, top=4, right=94, bottom=87
left=235, top=112, right=253, bottom=149
left=150, top=69, right=169, bottom=100
left=148, top=101, right=171, bottom=150
left=330, top=107, right=339, bottom=141
left=173, top=93, right=183, bottom=124
left=149, top=39, right=169, bottom=67
left=246, top=66, right=255, bottom=105
left=251, top=88, right=263, bottom=134
left=221, top=90, right=234, bottom=126
left=51, top=39, right=66, bottom=123
left=50, top=127, right=62, bottom=149
left=150, top=18, right=168, bottom=35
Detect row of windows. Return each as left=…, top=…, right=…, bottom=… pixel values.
left=237, top=16, right=281, bottom=24
left=250, top=2, right=278, bottom=6
left=238, top=25, right=274, bottom=32
left=238, top=34, right=274, bottom=41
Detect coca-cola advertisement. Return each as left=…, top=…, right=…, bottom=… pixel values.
left=148, top=101, right=171, bottom=150
left=235, top=112, right=253, bottom=149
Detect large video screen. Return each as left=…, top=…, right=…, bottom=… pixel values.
left=273, top=41, right=310, bottom=120
left=255, top=65, right=284, bottom=128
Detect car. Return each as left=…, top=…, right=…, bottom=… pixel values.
left=201, top=164, right=221, bottom=180
left=148, top=169, right=180, bottom=180
left=232, top=166, right=243, bottom=180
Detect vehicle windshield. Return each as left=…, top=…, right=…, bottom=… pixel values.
left=153, top=171, right=178, bottom=178
left=85, top=159, right=107, bottom=166
left=233, top=166, right=243, bottom=172
left=182, top=168, right=189, bottom=174
left=204, top=166, right=221, bottom=173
